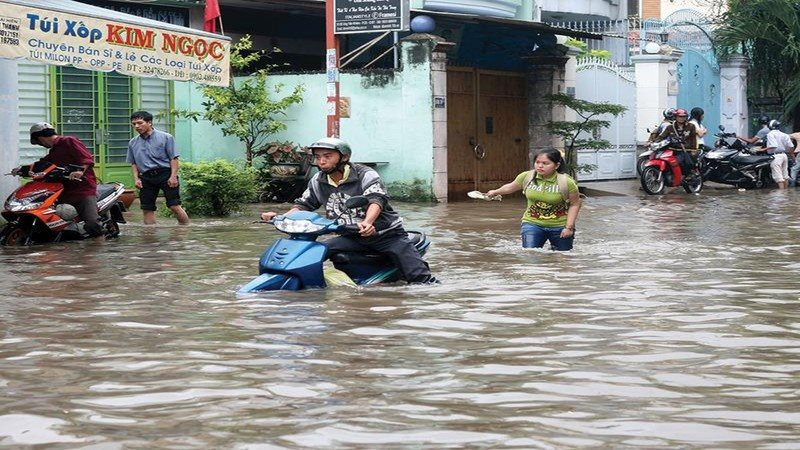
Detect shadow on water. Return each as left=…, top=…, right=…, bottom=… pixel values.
left=1, top=184, right=799, bottom=447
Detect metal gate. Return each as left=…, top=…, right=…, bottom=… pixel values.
left=575, top=57, right=637, bottom=180
left=644, top=9, right=720, bottom=135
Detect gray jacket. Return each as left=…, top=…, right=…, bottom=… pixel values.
left=294, top=163, right=403, bottom=232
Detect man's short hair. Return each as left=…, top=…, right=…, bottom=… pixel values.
left=130, top=110, right=153, bottom=122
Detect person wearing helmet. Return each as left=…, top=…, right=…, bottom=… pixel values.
left=12, top=122, right=103, bottom=238
left=260, top=137, right=436, bottom=284
left=654, top=108, right=698, bottom=177
left=762, top=120, right=792, bottom=189
left=646, top=108, right=675, bottom=144
left=737, top=115, right=771, bottom=146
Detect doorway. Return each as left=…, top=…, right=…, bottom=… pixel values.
left=446, top=68, right=529, bottom=201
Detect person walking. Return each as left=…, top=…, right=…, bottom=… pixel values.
left=763, top=120, right=793, bottom=189
left=16, top=122, right=104, bottom=238
left=260, top=137, right=437, bottom=284
left=486, top=148, right=582, bottom=251
left=127, top=111, right=189, bottom=225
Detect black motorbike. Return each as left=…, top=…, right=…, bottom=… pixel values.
left=700, top=126, right=774, bottom=189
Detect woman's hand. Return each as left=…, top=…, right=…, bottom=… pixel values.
left=260, top=212, right=277, bottom=222
left=560, top=227, right=574, bottom=238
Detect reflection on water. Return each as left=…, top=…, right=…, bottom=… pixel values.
left=1, top=184, right=800, bottom=447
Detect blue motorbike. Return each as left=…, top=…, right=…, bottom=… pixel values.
left=238, top=196, right=431, bottom=293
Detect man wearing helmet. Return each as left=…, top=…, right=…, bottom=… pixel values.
left=654, top=108, right=698, bottom=177
left=738, top=115, right=771, bottom=147
left=646, top=108, right=675, bottom=145
left=12, top=122, right=103, bottom=238
left=763, top=120, right=792, bottom=189
left=260, top=137, right=436, bottom=283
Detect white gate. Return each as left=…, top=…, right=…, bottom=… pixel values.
left=575, top=57, right=637, bottom=180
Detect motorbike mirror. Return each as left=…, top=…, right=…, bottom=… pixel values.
left=718, top=125, right=725, bottom=131
left=345, top=195, right=369, bottom=209
left=645, top=128, right=651, bottom=133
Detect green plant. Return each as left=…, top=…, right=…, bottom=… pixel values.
left=256, top=141, right=311, bottom=164
left=565, top=38, right=611, bottom=60
left=545, top=93, right=627, bottom=178
left=386, top=178, right=435, bottom=202
left=180, top=160, right=258, bottom=217
left=174, top=35, right=304, bottom=166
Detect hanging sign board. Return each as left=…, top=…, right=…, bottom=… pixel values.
left=0, top=1, right=230, bottom=86
left=334, top=0, right=409, bottom=34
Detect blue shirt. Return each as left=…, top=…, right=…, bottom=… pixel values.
left=126, top=128, right=178, bottom=172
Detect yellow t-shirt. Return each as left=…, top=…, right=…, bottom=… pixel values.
left=514, top=171, right=578, bottom=227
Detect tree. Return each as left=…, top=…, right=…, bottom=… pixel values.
left=177, top=35, right=304, bottom=166
left=545, top=93, right=627, bottom=178
left=715, top=0, right=800, bottom=126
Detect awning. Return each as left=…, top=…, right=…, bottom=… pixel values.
left=0, top=0, right=231, bottom=86
left=417, top=10, right=601, bottom=40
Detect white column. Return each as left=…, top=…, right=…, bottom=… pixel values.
left=563, top=45, right=581, bottom=124
left=430, top=46, right=449, bottom=203
left=632, top=50, right=683, bottom=144
left=0, top=58, right=19, bottom=207
left=719, top=55, right=749, bottom=137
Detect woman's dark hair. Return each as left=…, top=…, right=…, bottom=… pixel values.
left=690, top=107, right=704, bottom=123
left=130, top=110, right=153, bottom=122
left=533, top=147, right=567, bottom=178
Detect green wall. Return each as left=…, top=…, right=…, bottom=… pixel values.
left=172, top=40, right=435, bottom=186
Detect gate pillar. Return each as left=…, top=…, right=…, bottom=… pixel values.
left=632, top=49, right=683, bottom=144
left=719, top=54, right=750, bottom=137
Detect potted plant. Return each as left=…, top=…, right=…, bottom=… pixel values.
left=259, top=141, right=311, bottom=179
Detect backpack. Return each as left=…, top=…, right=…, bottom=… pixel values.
left=522, top=170, right=570, bottom=203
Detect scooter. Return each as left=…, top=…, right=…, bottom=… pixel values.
left=701, top=125, right=774, bottom=189
left=238, top=196, right=431, bottom=293
left=1, top=160, right=126, bottom=245
left=640, top=139, right=705, bottom=195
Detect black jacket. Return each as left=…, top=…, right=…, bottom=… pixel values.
left=294, top=163, right=403, bottom=233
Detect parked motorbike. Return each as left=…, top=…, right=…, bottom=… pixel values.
left=1, top=161, right=126, bottom=245
left=700, top=125, right=774, bottom=189
left=640, top=140, right=705, bottom=195
left=238, top=196, right=431, bottom=293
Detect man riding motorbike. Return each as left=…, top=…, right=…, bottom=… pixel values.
left=260, top=137, right=437, bottom=284
left=654, top=108, right=698, bottom=178
left=12, top=122, right=103, bottom=238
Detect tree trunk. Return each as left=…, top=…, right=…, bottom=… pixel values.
left=245, top=144, right=253, bottom=167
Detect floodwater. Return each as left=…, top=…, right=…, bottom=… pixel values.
left=1, top=182, right=800, bottom=448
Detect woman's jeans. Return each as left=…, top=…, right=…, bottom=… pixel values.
left=521, top=223, right=574, bottom=251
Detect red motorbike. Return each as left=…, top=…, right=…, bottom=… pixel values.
left=1, top=161, right=126, bottom=245
left=640, top=140, right=705, bottom=195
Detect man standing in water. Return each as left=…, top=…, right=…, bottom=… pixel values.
left=127, top=111, right=189, bottom=225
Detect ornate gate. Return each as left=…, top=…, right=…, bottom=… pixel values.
left=644, top=9, right=720, bottom=136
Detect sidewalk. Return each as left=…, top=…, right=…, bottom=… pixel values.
left=580, top=178, right=737, bottom=197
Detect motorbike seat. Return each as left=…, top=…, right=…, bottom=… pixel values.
left=731, top=153, right=773, bottom=165
left=328, top=231, right=427, bottom=265
left=96, top=184, right=119, bottom=201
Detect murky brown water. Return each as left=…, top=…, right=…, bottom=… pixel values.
left=2, top=183, right=800, bottom=448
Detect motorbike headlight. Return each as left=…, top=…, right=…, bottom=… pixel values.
left=274, top=218, right=327, bottom=234
left=704, top=152, right=723, bottom=160
left=4, top=191, right=51, bottom=212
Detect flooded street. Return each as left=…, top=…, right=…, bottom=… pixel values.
left=2, top=182, right=800, bottom=448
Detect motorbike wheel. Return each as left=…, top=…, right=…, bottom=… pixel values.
left=2, top=226, right=32, bottom=246
left=636, top=156, right=648, bottom=176
left=640, top=166, right=666, bottom=195
left=105, top=220, right=120, bottom=239
left=683, top=174, right=703, bottom=194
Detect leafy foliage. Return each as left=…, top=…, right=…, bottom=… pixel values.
left=181, top=160, right=258, bottom=217
left=565, top=38, right=611, bottom=59
left=386, top=178, right=435, bottom=202
left=715, top=0, right=800, bottom=123
left=545, top=93, right=627, bottom=178
left=174, top=35, right=304, bottom=166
